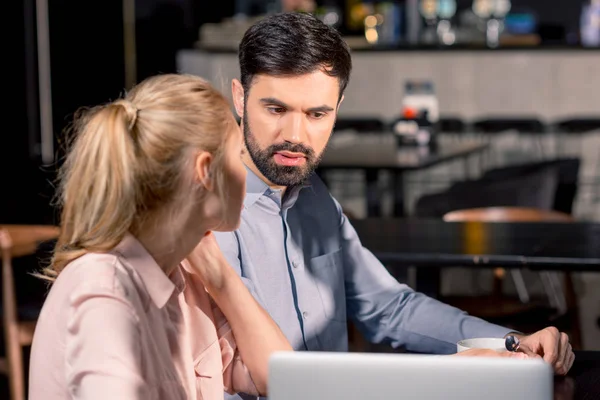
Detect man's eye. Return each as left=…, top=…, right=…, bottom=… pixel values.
left=311, top=112, right=326, bottom=119
left=267, top=107, right=286, bottom=114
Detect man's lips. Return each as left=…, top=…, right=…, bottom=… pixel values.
left=273, top=151, right=307, bottom=166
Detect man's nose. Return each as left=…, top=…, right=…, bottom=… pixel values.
left=281, top=112, right=308, bottom=144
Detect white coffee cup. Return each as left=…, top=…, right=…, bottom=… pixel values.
left=457, top=338, right=507, bottom=353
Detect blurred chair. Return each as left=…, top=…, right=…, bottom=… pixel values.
left=438, top=116, right=466, bottom=133
left=1, top=226, right=59, bottom=400
left=328, top=117, right=387, bottom=201
left=333, top=117, right=386, bottom=133
left=472, top=116, right=548, bottom=164
left=440, top=207, right=582, bottom=349
left=472, top=117, right=546, bottom=133
left=553, top=118, right=600, bottom=204
left=554, top=117, right=600, bottom=133
left=480, top=158, right=581, bottom=215
left=414, top=161, right=560, bottom=218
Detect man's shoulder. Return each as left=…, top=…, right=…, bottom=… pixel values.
left=306, top=173, right=331, bottom=196
left=295, top=173, right=343, bottom=221
left=297, top=173, right=338, bottom=206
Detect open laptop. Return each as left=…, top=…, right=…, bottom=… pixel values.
left=269, top=351, right=553, bottom=400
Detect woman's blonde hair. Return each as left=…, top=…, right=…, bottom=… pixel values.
left=42, top=74, right=236, bottom=280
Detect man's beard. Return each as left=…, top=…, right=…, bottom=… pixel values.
left=243, top=113, right=322, bottom=187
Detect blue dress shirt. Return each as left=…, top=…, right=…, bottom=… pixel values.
left=215, top=168, right=511, bottom=399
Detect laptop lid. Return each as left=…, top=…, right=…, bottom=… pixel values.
left=269, top=351, right=553, bottom=400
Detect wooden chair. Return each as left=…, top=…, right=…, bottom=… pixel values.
left=443, top=207, right=573, bottom=223
left=441, top=207, right=582, bottom=348
left=0, top=225, right=59, bottom=400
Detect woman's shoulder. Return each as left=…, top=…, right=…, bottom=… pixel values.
left=53, top=251, right=136, bottom=306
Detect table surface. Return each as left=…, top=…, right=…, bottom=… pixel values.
left=560, top=350, right=600, bottom=400
left=351, top=219, right=600, bottom=271
left=319, top=133, right=488, bottom=170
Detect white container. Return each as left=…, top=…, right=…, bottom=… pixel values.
left=400, top=81, right=439, bottom=123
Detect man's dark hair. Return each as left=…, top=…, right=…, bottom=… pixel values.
left=238, top=12, right=352, bottom=97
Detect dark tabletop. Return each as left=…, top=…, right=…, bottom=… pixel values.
left=559, top=351, right=600, bottom=400
left=319, top=134, right=488, bottom=170
left=351, top=219, right=600, bottom=271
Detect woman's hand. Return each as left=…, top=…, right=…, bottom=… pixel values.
left=186, top=232, right=231, bottom=292
left=185, top=231, right=292, bottom=396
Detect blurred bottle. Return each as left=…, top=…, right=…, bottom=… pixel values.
left=581, top=0, right=600, bottom=47
left=315, top=2, right=342, bottom=29
left=376, top=2, right=404, bottom=45
left=393, top=80, right=439, bottom=147
left=346, top=0, right=372, bottom=31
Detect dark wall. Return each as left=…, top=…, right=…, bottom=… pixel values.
left=3, top=0, right=126, bottom=225
left=136, top=0, right=235, bottom=81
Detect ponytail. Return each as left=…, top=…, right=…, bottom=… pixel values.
left=40, top=74, right=236, bottom=281
left=44, top=101, right=138, bottom=278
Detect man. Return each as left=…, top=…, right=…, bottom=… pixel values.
left=213, top=12, right=574, bottom=399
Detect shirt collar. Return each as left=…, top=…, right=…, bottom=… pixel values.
left=243, top=166, right=270, bottom=209
left=243, top=165, right=314, bottom=209
left=114, top=234, right=185, bottom=309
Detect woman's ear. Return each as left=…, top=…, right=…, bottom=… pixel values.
left=195, top=151, right=214, bottom=191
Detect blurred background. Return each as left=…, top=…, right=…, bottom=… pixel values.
left=2, top=1, right=600, bottom=398
left=6, top=0, right=600, bottom=224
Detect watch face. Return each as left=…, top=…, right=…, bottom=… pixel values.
left=438, top=0, right=457, bottom=19
left=419, top=0, right=438, bottom=20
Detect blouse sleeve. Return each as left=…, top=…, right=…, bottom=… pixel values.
left=211, top=298, right=260, bottom=396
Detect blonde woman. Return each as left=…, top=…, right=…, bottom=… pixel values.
left=28, top=74, right=291, bottom=400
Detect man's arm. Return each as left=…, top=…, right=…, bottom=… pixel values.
left=213, top=231, right=263, bottom=306
left=337, top=203, right=512, bottom=354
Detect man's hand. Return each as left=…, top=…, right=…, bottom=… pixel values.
left=509, top=327, right=574, bottom=375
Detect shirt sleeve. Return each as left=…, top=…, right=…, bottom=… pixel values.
left=336, top=199, right=512, bottom=354
left=213, top=231, right=264, bottom=309
left=65, top=278, right=148, bottom=399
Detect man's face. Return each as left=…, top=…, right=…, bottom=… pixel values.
left=238, top=70, right=341, bottom=187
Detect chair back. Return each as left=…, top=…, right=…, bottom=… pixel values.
left=415, top=164, right=560, bottom=218
left=555, top=118, right=600, bottom=133
left=1, top=229, right=25, bottom=400
left=473, top=117, right=546, bottom=133
left=0, top=225, right=58, bottom=400
left=481, top=158, right=580, bottom=214
left=439, top=117, right=466, bottom=133
left=334, top=117, right=386, bottom=133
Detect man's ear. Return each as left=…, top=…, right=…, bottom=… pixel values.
left=232, top=79, right=245, bottom=119
left=195, top=151, right=214, bottom=191
left=337, top=94, right=345, bottom=113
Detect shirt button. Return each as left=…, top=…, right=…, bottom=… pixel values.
left=303, top=311, right=309, bottom=319
left=292, top=261, right=299, bottom=269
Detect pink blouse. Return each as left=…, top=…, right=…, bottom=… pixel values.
left=28, top=234, right=258, bottom=400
